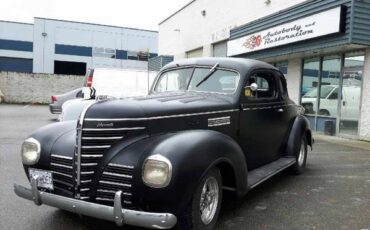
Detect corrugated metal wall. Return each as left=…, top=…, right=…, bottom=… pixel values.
left=148, top=55, right=174, bottom=71
left=230, top=0, right=353, bottom=59
left=351, top=0, right=370, bottom=46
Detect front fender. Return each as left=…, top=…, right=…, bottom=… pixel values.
left=96, top=130, right=248, bottom=215
left=22, top=121, right=77, bottom=174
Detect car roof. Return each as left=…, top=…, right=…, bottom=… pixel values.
left=162, top=57, right=278, bottom=73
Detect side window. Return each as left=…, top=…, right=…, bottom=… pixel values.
left=246, top=72, right=277, bottom=100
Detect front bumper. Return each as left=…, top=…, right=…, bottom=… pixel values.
left=14, top=178, right=177, bottom=229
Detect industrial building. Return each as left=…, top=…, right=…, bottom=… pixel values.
left=159, top=0, right=370, bottom=140
left=0, top=18, right=158, bottom=75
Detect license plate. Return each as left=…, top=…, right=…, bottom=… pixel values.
left=29, top=168, right=54, bottom=190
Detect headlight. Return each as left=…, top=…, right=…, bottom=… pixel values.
left=21, top=138, right=41, bottom=165
left=142, top=154, right=172, bottom=188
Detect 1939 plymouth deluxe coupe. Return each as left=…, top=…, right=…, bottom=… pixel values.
left=14, top=58, right=312, bottom=230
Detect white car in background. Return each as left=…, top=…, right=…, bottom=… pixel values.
left=59, top=68, right=157, bottom=121
left=301, top=85, right=361, bottom=121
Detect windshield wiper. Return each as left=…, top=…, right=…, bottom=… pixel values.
left=196, top=63, right=219, bottom=87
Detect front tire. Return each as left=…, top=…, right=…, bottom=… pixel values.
left=178, top=168, right=222, bottom=230
left=289, top=135, right=307, bottom=175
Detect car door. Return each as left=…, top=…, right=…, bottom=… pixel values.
left=238, top=70, right=288, bottom=170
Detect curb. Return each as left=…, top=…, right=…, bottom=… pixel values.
left=314, top=134, right=370, bottom=151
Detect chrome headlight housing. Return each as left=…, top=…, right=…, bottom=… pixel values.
left=142, top=154, right=172, bottom=188
left=21, top=137, right=41, bottom=165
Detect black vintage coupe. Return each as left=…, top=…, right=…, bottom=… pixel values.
left=15, top=58, right=313, bottom=230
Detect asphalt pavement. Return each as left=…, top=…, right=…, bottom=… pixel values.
left=0, top=104, right=369, bottom=230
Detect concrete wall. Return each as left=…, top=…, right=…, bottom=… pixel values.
left=359, top=48, right=370, bottom=141
left=159, top=0, right=305, bottom=58
left=0, top=71, right=84, bottom=104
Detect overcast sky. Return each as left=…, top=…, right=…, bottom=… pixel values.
left=0, top=0, right=191, bottom=31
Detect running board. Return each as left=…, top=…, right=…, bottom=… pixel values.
left=247, top=157, right=296, bottom=189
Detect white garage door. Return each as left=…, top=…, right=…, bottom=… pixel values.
left=213, top=41, right=227, bottom=57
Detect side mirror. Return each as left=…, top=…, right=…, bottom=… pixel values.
left=82, top=87, right=96, bottom=100
left=244, top=83, right=258, bottom=97
left=249, top=83, right=258, bottom=91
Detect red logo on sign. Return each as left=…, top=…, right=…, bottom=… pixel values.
left=243, top=35, right=262, bottom=49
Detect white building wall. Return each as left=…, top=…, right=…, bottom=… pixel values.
left=0, top=21, right=33, bottom=42
left=33, top=18, right=158, bottom=73
left=0, top=21, right=33, bottom=59
left=159, top=0, right=305, bottom=58
left=359, top=48, right=370, bottom=141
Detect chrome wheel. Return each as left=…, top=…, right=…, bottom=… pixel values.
left=298, top=141, right=305, bottom=166
left=199, top=176, right=219, bottom=225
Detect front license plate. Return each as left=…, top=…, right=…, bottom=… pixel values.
left=29, top=168, right=54, bottom=190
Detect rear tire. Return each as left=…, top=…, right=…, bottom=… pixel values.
left=288, top=135, right=307, bottom=175
left=177, top=168, right=222, bottom=230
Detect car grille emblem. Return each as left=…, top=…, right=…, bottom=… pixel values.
left=97, top=122, right=114, bottom=128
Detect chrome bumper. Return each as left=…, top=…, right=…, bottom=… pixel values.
left=14, top=178, right=177, bottom=229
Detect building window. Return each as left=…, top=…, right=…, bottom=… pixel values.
left=54, top=61, right=86, bottom=75
left=92, top=47, right=116, bottom=58
left=275, top=61, right=288, bottom=75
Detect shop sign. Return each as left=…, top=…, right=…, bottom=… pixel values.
left=227, top=6, right=344, bottom=56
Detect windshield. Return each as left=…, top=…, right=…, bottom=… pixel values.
left=153, top=67, right=240, bottom=94
left=303, top=85, right=335, bottom=99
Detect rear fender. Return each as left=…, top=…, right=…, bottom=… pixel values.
left=286, top=115, right=313, bottom=157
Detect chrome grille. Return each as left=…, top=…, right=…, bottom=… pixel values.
left=76, top=122, right=145, bottom=200
left=51, top=154, right=74, bottom=196
left=96, top=163, right=134, bottom=206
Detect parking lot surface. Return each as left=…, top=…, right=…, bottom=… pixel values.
left=0, top=104, right=369, bottom=230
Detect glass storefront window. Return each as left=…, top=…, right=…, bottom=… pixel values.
left=301, top=59, right=320, bottom=116
left=276, top=61, right=288, bottom=75
left=300, top=51, right=365, bottom=137
left=318, top=56, right=341, bottom=117
left=339, top=52, right=365, bottom=136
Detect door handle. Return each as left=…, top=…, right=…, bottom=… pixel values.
left=276, top=108, right=284, bottom=112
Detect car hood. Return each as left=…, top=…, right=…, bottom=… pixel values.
left=84, top=92, right=234, bottom=120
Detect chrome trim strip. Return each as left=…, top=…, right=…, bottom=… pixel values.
left=51, top=154, right=73, bottom=160
left=84, top=109, right=239, bottom=121
left=52, top=171, right=72, bottom=178
left=81, top=145, right=111, bottom=149
left=242, top=103, right=296, bottom=111
left=80, top=180, right=92, bottom=183
left=81, top=163, right=98, bottom=166
left=83, top=127, right=145, bottom=131
left=81, top=154, right=103, bottom=158
left=76, top=101, right=97, bottom=194
left=53, top=179, right=73, bottom=187
left=50, top=163, right=73, bottom=169
left=208, top=122, right=231, bottom=127
left=80, top=188, right=90, bottom=192
left=14, top=183, right=177, bottom=229
left=96, top=197, right=114, bottom=202
left=81, top=171, right=94, bottom=175
left=82, top=136, right=124, bottom=140
left=99, top=180, right=132, bottom=188
left=108, top=163, right=134, bottom=169
left=97, top=189, right=132, bottom=196
left=103, top=172, right=132, bottom=179
left=80, top=196, right=89, bottom=200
